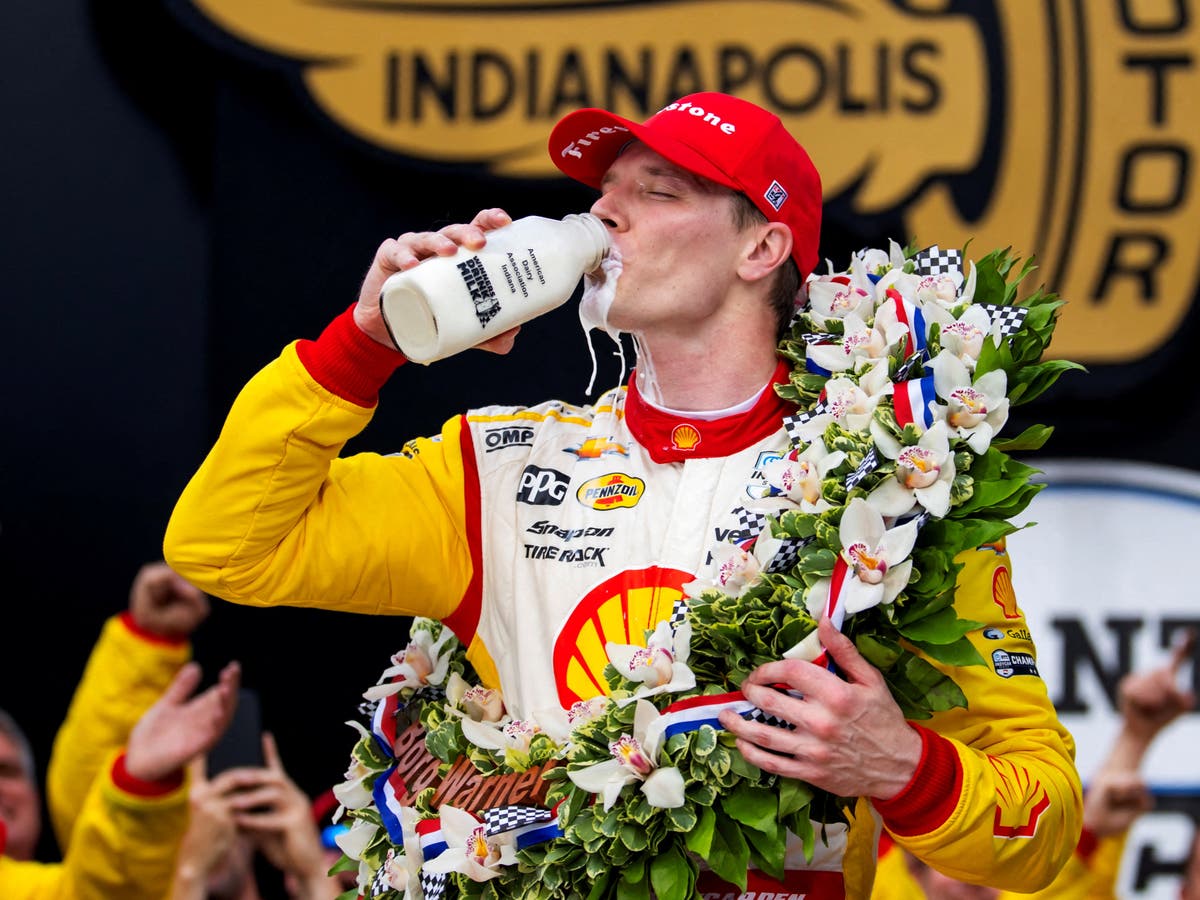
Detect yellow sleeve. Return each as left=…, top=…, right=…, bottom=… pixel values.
left=0, top=753, right=188, bottom=900
left=164, top=342, right=474, bottom=621
left=46, top=614, right=190, bottom=852
left=881, top=543, right=1083, bottom=893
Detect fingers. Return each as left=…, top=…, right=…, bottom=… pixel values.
left=469, top=207, right=512, bottom=230
left=163, top=661, right=204, bottom=704
left=476, top=326, right=521, bottom=355
left=262, top=731, right=283, bottom=772
left=816, top=617, right=878, bottom=685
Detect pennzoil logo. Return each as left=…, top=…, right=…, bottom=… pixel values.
left=178, top=1, right=1200, bottom=366
left=576, top=473, right=645, bottom=510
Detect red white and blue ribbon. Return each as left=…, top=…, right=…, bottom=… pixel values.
left=811, top=556, right=850, bottom=669
left=372, top=765, right=409, bottom=844
left=892, top=375, right=937, bottom=430
left=884, top=288, right=927, bottom=359
left=415, top=816, right=449, bottom=860
left=371, top=691, right=401, bottom=758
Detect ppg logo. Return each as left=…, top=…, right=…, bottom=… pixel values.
left=516, top=465, right=570, bottom=506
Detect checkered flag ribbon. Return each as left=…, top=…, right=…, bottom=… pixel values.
left=669, top=596, right=689, bottom=629
left=783, top=403, right=826, bottom=446
left=763, top=534, right=813, bottom=575
left=895, top=352, right=924, bottom=382
left=844, top=446, right=879, bottom=489
left=898, top=509, right=933, bottom=532
left=800, top=331, right=838, bottom=345
left=420, top=871, right=448, bottom=900
left=370, top=861, right=391, bottom=898
left=913, top=245, right=963, bottom=278
left=733, top=506, right=769, bottom=543
left=744, top=705, right=797, bottom=731
left=484, top=805, right=553, bottom=836
left=978, top=303, right=1029, bottom=337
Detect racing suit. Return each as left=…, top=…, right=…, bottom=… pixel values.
left=164, top=306, right=1082, bottom=899
left=0, top=615, right=192, bottom=900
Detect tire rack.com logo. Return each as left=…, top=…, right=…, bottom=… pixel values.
left=178, top=0, right=1199, bottom=365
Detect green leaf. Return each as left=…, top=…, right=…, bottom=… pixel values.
left=991, top=423, right=1055, bottom=453
left=899, top=607, right=982, bottom=644
left=614, top=866, right=650, bottom=900
left=650, top=845, right=694, bottom=900
left=778, top=777, right=814, bottom=819
left=909, top=635, right=986, bottom=667
left=685, top=804, right=717, bottom=858
left=722, top=783, right=778, bottom=835
left=706, top=814, right=751, bottom=890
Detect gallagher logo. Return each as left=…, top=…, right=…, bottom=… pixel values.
left=174, top=1, right=1199, bottom=367
left=576, top=473, right=645, bottom=510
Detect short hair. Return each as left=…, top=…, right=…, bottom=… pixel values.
left=0, top=708, right=36, bottom=782
left=730, top=192, right=802, bottom=339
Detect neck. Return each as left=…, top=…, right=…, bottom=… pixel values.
left=629, top=298, right=780, bottom=410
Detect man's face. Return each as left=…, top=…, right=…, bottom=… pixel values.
left=0, top=731, right=40, bottom=860
left=588, top=143, right=752, bottom=337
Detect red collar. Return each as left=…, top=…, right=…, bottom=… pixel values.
left=624, top=359, right=792, bottom=463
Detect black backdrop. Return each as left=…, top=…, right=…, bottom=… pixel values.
left=4, top=0, right=1198, bottom=879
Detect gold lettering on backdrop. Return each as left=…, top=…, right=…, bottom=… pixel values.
left=182, top=0, right=1199, bottom=365
left=388, top=722, right=553, bottom=810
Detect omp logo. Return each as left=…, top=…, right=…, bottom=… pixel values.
left=483, top=426, right=535, bottom=452
left=178, top=1, right=1199, bottom=366
left=516, top=465, right=570, bottom=506
left=576, top=473, right=645, bottom=510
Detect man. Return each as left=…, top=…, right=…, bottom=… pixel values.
left=164, top=91, right=1081, bottom=898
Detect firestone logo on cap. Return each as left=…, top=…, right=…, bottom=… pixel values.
left=559, top=124, right=630, bottom=160
left=658, top=100, right=738, bottom=135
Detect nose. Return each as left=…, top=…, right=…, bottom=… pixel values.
left=589, top=186, right=625, bottom=234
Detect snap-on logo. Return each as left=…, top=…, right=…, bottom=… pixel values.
left=559, top=125, right=630, bottom=160
left=765, top=179, right=788, bottom=210
left=576, top=473, right=645, bottom=510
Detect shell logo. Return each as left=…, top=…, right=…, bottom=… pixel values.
left=576, top=473, right=645, bottom=510
left=992, top=565, right=1021, bottom=620
left=552, top=566, right=692, bottom=707
left=670, top=424, right=701, bottom=451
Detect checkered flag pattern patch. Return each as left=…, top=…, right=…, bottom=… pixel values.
left=801, top=331, right=838, bottom=345
left=913, top=245, right=963, bottom=278
left=898, top=509, right=933, bottom=532
left=669, top=597, right=689, bottom=629
left=745, top=706, right=797, bottom=731
left=358, top=698, right=378, bottom=719
left=370, top=861, right=391, bottom=897
left=420, top=871, right=448, bottom=900
left=763, top=534, right=812, bottom=575
left=895, top=352, right=923, bottom=381
left=844, top=446, right=879, bottom=489
left=733, top=507, right=769, bottom=543
left=484, top=805, right=553, bottom=836
left=783, top=403, right=826, bottom=446
left=978, top=303, right=1029, bottom=337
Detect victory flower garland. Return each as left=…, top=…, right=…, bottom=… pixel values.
left=328, top=241, right=1084, bottom=900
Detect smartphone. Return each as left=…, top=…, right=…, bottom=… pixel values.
left=207, top=687, right=265, bottom=775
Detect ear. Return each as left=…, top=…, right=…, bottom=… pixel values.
left=738, top=221, right=793, bottom=284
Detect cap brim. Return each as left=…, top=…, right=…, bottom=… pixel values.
left=549, top=108, right=740, bottom=193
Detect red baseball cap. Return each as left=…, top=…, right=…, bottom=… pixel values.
left=548, top=92, right=823, bottom=279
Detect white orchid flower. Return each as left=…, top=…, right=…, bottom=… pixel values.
left=568, top=700, right=686, bottom=811
left=394, top=806, right=426, bottom=897
left=461, top=685, right=506, bottom=723
left=781, top=577, right=842, bottom=662
left=331, top=720, right=375, bottom=813
left=758, top=439, right=847, bottom=512
left=928, top=350, right=1010, bottom=453
left=868, top=421, right=957, bottom=518
left=606, top=620, right=696, bottom=704
left=461, top=715, right=541, bottom=754
left=380, top=842, right=423, bottom=898
left=532, top=697, right=610, bottom=746
left=836, top=498, right=918, bottom=614
left=922, top=302, right=996, bottom=369
left=421, top=806, right=518, bottom=882
left=790, top=361, right=892, bottom=442
left=855, top=239, right=906, bottom=280
left=684, top=541, right=762, bottom=600
left=805, top=311, right=898, bottom=374
left=363, top=626, right=457, bottom=700
left=804, top=273, right=874, bottom=328
left=334, top=816, right=380, bottom=861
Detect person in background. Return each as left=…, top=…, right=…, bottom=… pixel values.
left=0, top=649, right=240, bottom=899
left=169, top=732, right=344, bottom=900
left=874, top=631, right=1197, bottom=900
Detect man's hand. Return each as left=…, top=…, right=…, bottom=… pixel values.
left=354, top=207, right=518, bottom=353
left=1118, top=630, right=1196, bottom=744
left=226, top=733, right=340, bottom=899
left=129, top=561, right=210, bottom=641
left=1082, top=769, right=1153, bottom=837
left=717, top=618, right=922, bottom=799
left=124, top=660, right=241, bottom=783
